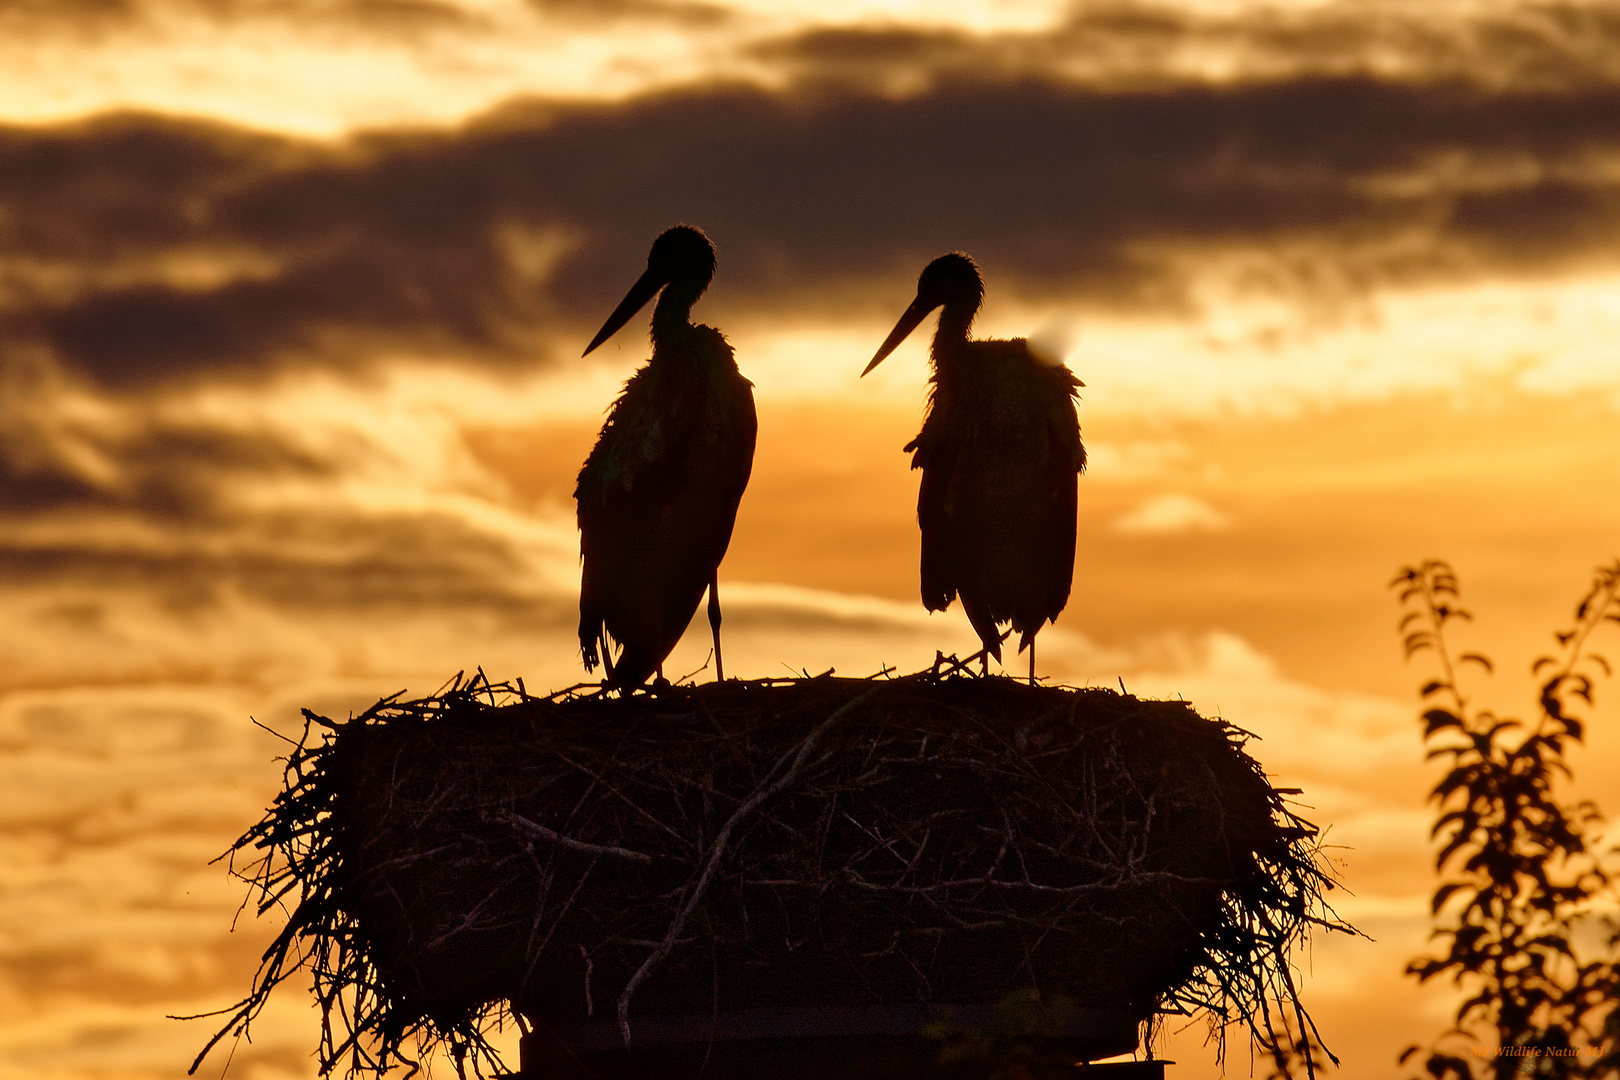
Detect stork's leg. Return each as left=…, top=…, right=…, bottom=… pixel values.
left=708, top=573, right=725, bottom=683
left=1029, top=640, right=1036, bottom=686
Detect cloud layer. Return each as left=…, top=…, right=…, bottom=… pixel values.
left=6, top=46, right=1620, bottom=690
left=6, top=63, right=1620, bottom=397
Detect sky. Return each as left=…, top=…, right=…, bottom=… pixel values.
left=2, top=0, right=1620, bottom=1077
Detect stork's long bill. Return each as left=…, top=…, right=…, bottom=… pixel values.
left=583, top=266, right=667, bottom=357
left=862, top=295, right=939, bottom=376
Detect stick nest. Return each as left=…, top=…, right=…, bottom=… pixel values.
left=196, top=667, right=1347, bottom=1077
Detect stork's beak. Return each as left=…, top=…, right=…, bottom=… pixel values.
left=583, top=266, right=667, bottom=356
left=861, top=295, right=938, bottom=376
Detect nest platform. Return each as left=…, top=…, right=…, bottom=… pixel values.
left=202, top=668, right=1341, bottom=1079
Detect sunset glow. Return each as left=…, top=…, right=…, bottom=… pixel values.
left=3, top=1, right=1619, bottom=1078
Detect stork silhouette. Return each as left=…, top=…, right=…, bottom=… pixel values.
left=575, top=225, right=756, bottom=688
left=863, top=253, right=1085, bottom=681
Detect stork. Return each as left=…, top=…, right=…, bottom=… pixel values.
left=862, top=253, right=1085, bottom=682
left=575, top=225, right=756, bottom=689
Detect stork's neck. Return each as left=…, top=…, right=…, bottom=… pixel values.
left=933, top=299, right=978, bottom=346
left=650, top=275, right=709, bottom=346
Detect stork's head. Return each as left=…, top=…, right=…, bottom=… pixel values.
left=647, top=224, right=716, bottom=290
left=913, top=253, right=984, bottom=316
left=584, top=224, right=717, bottom=356
left=862, top=252, right=984, bottom=376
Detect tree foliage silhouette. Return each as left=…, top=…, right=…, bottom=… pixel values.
left=1393, top=559, right=1620, bottom=1079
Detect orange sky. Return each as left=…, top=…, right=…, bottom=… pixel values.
left=3, top=2, right=1620, bottom=1078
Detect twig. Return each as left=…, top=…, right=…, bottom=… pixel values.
left=612, top=686, right=883, bottom=1044
left=494, top=810, right=661, bottom=865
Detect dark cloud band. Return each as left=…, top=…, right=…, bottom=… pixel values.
left=6, top=69, right=1620, bottom=390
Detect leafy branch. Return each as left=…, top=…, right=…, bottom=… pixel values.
left=1392, top=559, right=1620, bottom=1080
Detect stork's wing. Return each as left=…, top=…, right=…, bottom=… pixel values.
left=910, top=347, right=1083, bottom=645
left=906, top=429, right=959, bottom=614
left=576, top=364, right=757, bottom=686
left=1021, top=431, right=1079, bottom=630
left=1021, top=361, right=1084, bottom=626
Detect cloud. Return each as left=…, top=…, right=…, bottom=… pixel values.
left=1112, top=493, right=1231, bottom=534
left=0, top=365, right=583, bottom=678
left=6, top=24, right=1620, bottom=583
left=750, top=1, right=1620, bottom=94
left=0, top=681, right=347, bottom=1076
left=0, top=0, right=480, bottom=36
left=0, top=0, right=725, bottom=33
left=6, top=66, right=1620, bottom=396
left=0, top=505, right=570, bottom=610
left=523, top=0, right=730, bottom=25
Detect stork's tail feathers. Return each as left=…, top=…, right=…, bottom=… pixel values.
left=961, top=599, right=1004, bottom=662
left=580, top=624, right=621, bottom=685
